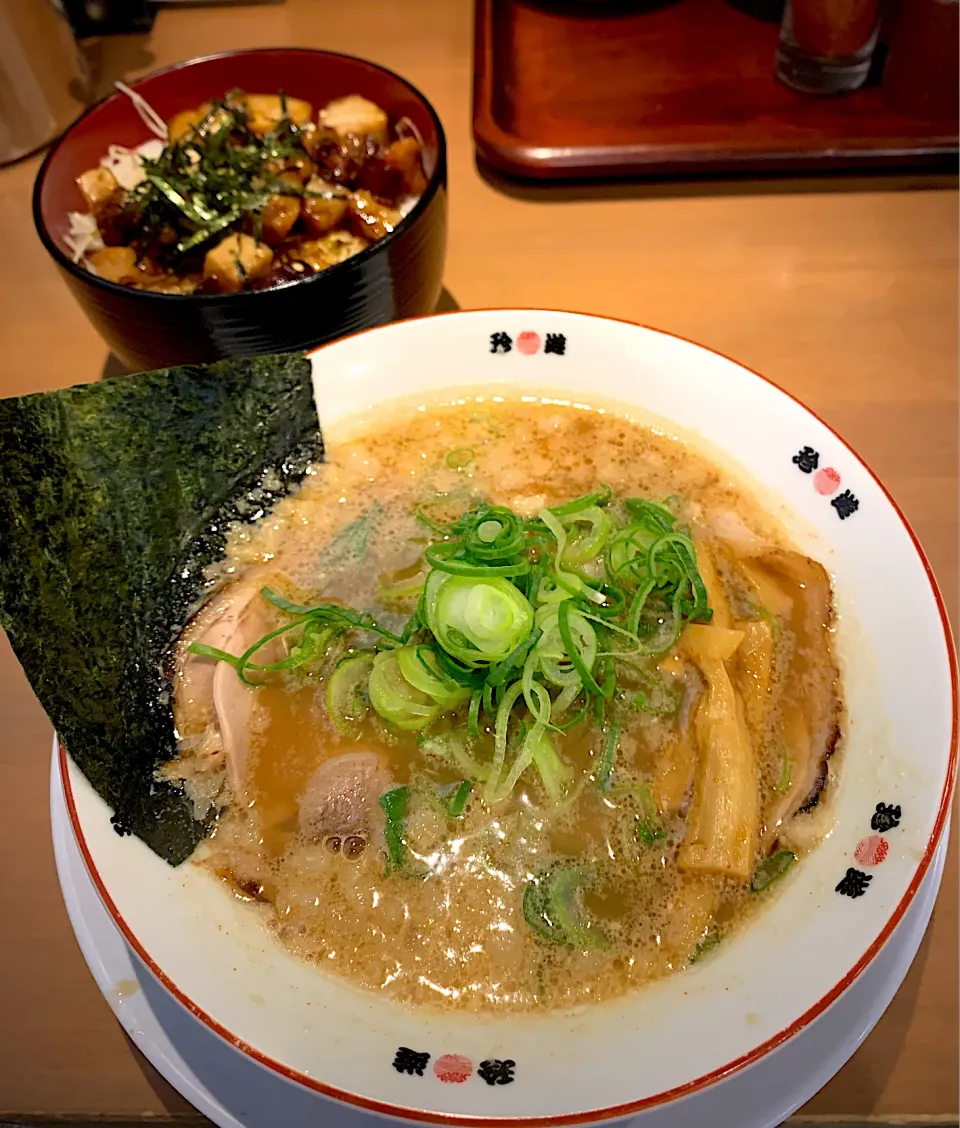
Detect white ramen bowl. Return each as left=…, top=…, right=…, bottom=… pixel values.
left=61, top=310, right=957, bottom=1126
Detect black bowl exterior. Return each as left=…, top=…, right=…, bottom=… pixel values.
left=55, top=181, right=447, bottom=373
left=32, top=47, right=448, bottom=373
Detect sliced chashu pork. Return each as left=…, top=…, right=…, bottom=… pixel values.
left=298, top=752, right=394, bottom=845
left=173, top=577, right=281, bottom=801
left=753, top=550, right=842, bottom=847
left=693, top=522, right=842, bottom=846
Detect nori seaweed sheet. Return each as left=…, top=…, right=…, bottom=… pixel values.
left=0, top=352, right=323, bottom=864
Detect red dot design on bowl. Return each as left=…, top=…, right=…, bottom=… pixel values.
left=517, top=331, right=541, bottom=355
left=814, top=467, right=841, bottom=496
left=434, top=1054, right=473, bottom=1083
left=854, top=835, right=890, bottom=867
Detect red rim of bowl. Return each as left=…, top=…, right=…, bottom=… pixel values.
left=32, top=46, right=447, bottom=303
left=59, top=309, right=960, bottom=1126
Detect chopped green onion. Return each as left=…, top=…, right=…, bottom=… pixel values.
left=751, top=850, right=797, bottom=893
left=399, top=612, right=421, bottom=644
left=396, top=645, right=471, bottom=708
left=609, top=780, right=666, bottom=845
left=596, top=719, right=620, bottom=790
left=260, top=587, right=404, bottom=643
left=637, top=820, right=666, bottom=847
left=602, top=502, right=710, bottom=653
left=547, top=485, right=612, bottom=518
left=456, top=504, right=528, bottom=562
left=325, top=651, right=374, bottom=735
left=532, top=602, right=598, bottom=688
left=551, top=681, right=581, bottom=718
left=430, top=644, right=488, bottom=689
left=527, top=723, right=572, bottom=801
left=443, top=779, right=472, bottom=817
left=414, top=506, right=456, bottom=535
left=490, top=718, right=560, bottom=804
left=775, top=748, right=792, bottom=793
left=560, top=506, right=612, bottom=566
left=636, top=785, right=665, bottom=846
left=198, top=489, right=718, bottom=828
left=624, top=496, right=676, bottom=529
left=379, top=786, right=428, bottom=878
left=523, top=866, right=608, bottom=948
left=425, top=572, right=534, bottom=668
left=755, top=604, right=783, bottom=642
left=259, top=586, right=322, bottom=613
left=468, top=689, right=482, bottom=738
left=554, top=702, right=589, bottom=732
left=377, top=551, right=427, bottom=602
left=536, top=507, right=606, bottom=605
left=445, top=448, right=475, bottom=470
left=380, top=786, right=409, bottom=871
left=520, top=668, right=554, bottom=729
left=557, top=600, right=606, bottom=697
left=189, top=616, right=336, bottom=687
left=424, top=542, right=530, bottom=579
left=463, top=509, right=526, bottom=560
left=536, top=572, right=578, bottom=605
left=490, top=742, right=534, bottom=803
left=550, top=678, right=588, bottom=731
left=630, top=672, right=682, bottom=717
left=485, top=626, right=543, bottom=687
left=418, top=732, right=489, bottom=781
left=690, top=931, right=722, bottom=964
left=485, top=680, right=525, bottom=801
left=605, top=523, right=662, bottom=585
left=368, top=650, right=439, bottom=730
left=600, top=655, right=616, bottom=697
left=589, top=583, right=627, bottom=618
left=378, top=572, right=427, bottom=601
left=187, top=641, right=241, bottom=667
left=482, top=680, right=497, bottom=716
left=284, top=620, right=338, bottom=673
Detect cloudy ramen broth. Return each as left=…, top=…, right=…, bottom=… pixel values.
left=170, top=396, right=843, bottom=1012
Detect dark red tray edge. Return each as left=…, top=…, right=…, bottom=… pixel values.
left=471, top=0, right=960, bottom=182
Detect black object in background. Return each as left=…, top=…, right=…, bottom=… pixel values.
left=62, top=0, right=156, bottom=38
left=725, top=0, right=786, bottom=22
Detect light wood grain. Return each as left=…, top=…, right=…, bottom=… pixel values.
left=0, top=0, right=955, bottom=1120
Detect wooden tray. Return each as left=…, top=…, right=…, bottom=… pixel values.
left=472, top=0, right=960, bottom=181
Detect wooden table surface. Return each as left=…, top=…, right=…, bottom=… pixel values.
left=0, top=0, right=956, bottom=1123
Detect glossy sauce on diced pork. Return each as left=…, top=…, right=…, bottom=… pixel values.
left=71, top=90, right=428, bottom=294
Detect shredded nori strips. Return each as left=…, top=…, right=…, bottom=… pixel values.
left=0, top=351, right=323, bottom=864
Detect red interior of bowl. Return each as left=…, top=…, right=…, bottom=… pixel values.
left=38, top=48, right=442, bottom=255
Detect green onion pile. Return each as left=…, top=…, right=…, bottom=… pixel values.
left=191, top=487, right=713, bottom=809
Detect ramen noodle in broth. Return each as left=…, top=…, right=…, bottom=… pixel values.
left=169, top=396, right=843, bottom=1011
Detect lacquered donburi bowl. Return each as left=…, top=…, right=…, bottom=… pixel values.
left=60, top=310, right=957, bottom=1126
left=33, top=48, right=447, bottom=374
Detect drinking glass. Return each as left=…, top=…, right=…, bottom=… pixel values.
left=775, top=0, right=881, bottom=94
